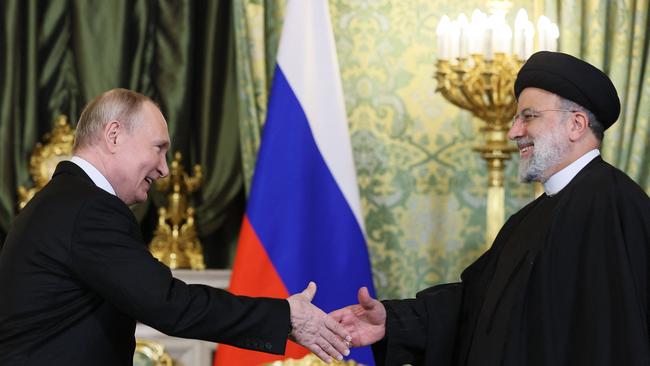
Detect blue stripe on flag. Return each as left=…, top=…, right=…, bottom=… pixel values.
left=247, top=66, right=375, bottom=364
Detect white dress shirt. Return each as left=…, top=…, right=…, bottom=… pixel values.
left=543, top=149, right=600, bottom=196
left=69, top=156, right=116, bottom=196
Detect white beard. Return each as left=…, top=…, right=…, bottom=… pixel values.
left=517, top=125, right=570, bottom=183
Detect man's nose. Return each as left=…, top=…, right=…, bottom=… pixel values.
left=158, top=158, right=169, bottom=178
left=508, top=120, right=524, bottom=141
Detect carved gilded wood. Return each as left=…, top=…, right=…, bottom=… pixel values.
left=264, top=354, right=363, bottom=366
left=17, top=115, right=75, bottom=210
left=134, top=339, right=173, bottom=366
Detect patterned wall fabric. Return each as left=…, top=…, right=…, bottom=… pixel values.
left=234, top=0, right=650, bottom=299
left=553, top=0, right=650, bottom=192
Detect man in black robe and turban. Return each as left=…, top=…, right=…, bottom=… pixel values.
left=331, top=51, right=650, bottom=366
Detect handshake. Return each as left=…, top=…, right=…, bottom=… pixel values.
left=287, top=282, right=386, bottom=363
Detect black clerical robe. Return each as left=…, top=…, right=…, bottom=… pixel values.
left=373, top=157, right=650, bottom=366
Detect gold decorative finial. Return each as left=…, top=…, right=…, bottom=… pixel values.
left=264, top=354, right=363, bottom=366
left=18, top=115, right=75, bottom=210
left=149, top=151, right=205, bottom=270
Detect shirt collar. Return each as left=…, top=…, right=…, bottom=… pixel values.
left=69, top=156, right=117, bottom=196
left=543, top=149, right=600, bottom=196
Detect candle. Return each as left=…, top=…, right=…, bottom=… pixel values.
left=449, top=20, right=460, bottom=61
left=524, top=21, right=535, bottom=58
left=484, top=15, right=498, bottom=60
left=470, top=9, right=487, bottom=55
left=457, top=13, right=469, bottom=59
left=548, top=23, right=559, bottom=51
left=514, top=9, right=528, bottom=59
left=537, top=16, right=551, bottom=51
left=437, top=8, right=558, bottom=62
left=502, top=24, right=512, bottom=55
left=436, top=15, right=451, bottom=60
left=484, top=27, right=494, bottom=60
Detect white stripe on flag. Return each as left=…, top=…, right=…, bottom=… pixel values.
left=276, top=0, right=365, bottom=233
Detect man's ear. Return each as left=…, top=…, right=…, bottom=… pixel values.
left=104, top=120, right=121, bottom=153
left=568, top=111, right=590, bottom=142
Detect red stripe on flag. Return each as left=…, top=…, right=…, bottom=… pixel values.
left=228, top=216, right=287, bottom=297
left=213, top=216, right=309, bottom=366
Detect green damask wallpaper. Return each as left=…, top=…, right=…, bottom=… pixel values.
left=329, top=0, right=537, bottom=298
left=234, top=0, right=650, bottom=300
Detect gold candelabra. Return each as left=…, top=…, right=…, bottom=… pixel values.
left=435, top=53, right=520, bottom=245
left=149, top=151, right=205, bottom=270
left=435, top=2, right=559, bottom=246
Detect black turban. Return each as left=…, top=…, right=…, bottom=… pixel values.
left=514, top=51, right=620, bottom=130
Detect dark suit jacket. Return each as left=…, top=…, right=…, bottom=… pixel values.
left=0, top=161, right=290, bottom=365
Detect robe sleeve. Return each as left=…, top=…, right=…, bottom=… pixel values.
left=372, top=283, right=462, bottom=366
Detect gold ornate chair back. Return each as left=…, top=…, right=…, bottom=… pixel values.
left=264, top=354, right=364, bottom=366
left=134, top=339, right=173, bottom=366
left=17, top=115, right=75, bottom=209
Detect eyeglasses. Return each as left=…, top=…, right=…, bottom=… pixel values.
left=512, top=108, right=578, bottom=126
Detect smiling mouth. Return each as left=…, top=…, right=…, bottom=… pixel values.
left=517, top=142, right=534, bottom=156
left=144, top=177, right=153, bottom=185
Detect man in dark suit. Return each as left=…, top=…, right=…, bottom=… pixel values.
left=0, top=88, right=351, bottom=365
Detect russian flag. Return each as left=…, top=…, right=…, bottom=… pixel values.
left=213, top=0, right=376, bottom=365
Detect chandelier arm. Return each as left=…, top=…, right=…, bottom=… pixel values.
left=457, top=82, right=486, bottom=116
left=466, top=73, right=492, bottom=113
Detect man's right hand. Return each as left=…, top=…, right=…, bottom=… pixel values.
left=287, top=282, right=351, bottom=363
left=329, top=287, right=386, bottom=347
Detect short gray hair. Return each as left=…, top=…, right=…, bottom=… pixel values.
left=557, top=97, right=604, bottom=142
left=73, top=88, right=153, bottom=151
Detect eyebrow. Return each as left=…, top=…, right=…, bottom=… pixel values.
left=155, top=140, right=170, bottom=149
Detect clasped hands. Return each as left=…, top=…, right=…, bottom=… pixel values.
left=287, top=283, right=386, bottom=363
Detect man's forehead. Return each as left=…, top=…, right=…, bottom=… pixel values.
left=516, top=87, right=559, bottom=108
left=139, top=102, right=168, bottom=126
